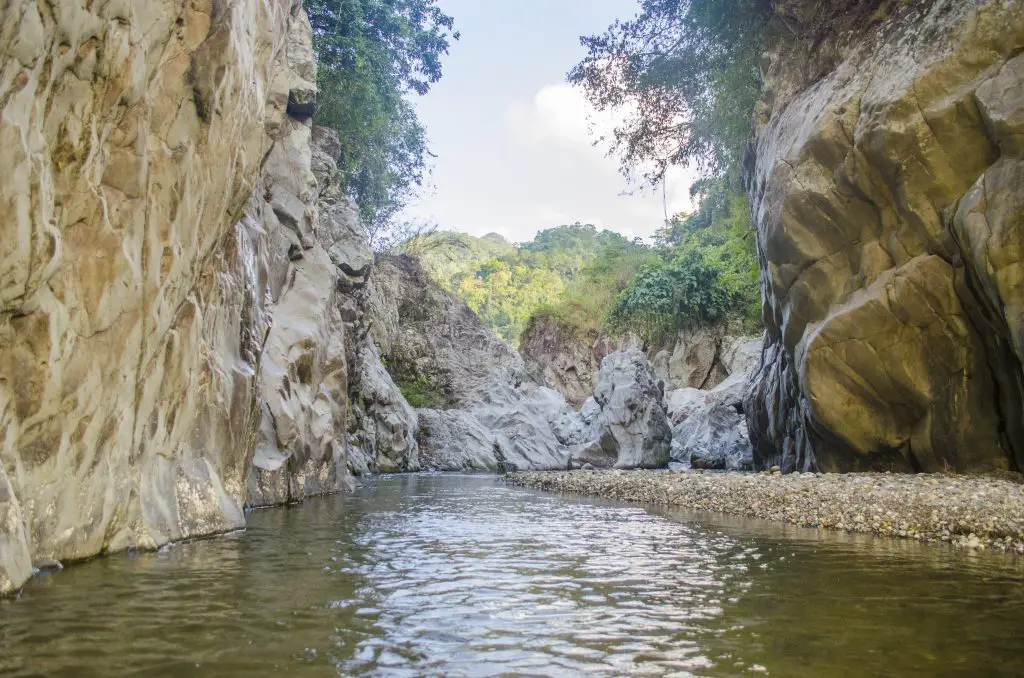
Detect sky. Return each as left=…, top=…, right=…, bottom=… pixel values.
left=400, top=0, right=696, bottom=244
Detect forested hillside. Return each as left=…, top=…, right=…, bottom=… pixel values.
left=412, top=224, right=647, bottom=344
left=412, top=199, right=760, bottom=347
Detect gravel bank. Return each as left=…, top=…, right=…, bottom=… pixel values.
left=506, top=470, right=1024, bottom=553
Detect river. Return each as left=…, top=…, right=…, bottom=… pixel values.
left=1, top=474, right=1022, bottom=676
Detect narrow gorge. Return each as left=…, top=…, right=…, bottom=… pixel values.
left=1, top=0, right=1024, bottom=675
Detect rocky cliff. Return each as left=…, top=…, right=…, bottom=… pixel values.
left=520, top=314, right=760, bottom=407
left=746, top=0, right=1024, bottom=473
left=0, top=0, right=360, bottom=594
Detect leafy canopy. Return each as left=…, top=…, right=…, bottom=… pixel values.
left=569, top=0, right=770, bottom=186
left=307, top=0, right=458, bottom=233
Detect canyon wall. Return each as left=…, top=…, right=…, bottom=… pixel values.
left=746, top=0, right=1024, bottom=472
left=0, top=0, right=357, bottom=594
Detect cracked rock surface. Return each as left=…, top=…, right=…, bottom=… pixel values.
left=747, top=0, right=1024, bottom=473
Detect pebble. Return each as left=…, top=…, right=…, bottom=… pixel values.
left=506, top=469, right=1024, bottom=553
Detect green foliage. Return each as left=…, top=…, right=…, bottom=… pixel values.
left=654, top=181, right=762, bottom=329
left=411, top=224, right=648, bottom=345
left=532, top=236, right=660, bottom=337
left=406, top=205, right=761, bottom=345
left=570, top=0, right=770, bottom=186
left=307, top=0, right=457, bottom=234
left=608, top=249, right=731, bottom=341
left=416, top=232, right=517, bottom=293
left=396, top=374, right=446, bottom=409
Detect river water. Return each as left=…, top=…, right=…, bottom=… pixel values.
left=2, top=474, right=1023, bottom=677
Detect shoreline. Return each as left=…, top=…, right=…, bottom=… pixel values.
left=506, top=469, right=1024, bottom=553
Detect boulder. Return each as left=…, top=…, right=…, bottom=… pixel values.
left=746, top=0, right=1024, bottom=473
left=665, top=388, right=708, bottom=425
left=670, top=405, right=753, bottom=471
left=416, top=410, right=500, bottom=472
left=571, top=350, right=672, bottom=469
left=474, top=386, right=575, bottom=471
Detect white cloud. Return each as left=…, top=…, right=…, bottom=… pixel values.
left=505, top=83, right=696, bottom=225
left=404, top=82, right=699, bottom=243
left=506, top=84, right=617, bottom=158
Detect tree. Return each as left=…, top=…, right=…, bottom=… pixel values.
left=609, top=247, right=732, bottom=340
left=569, top=0, right=770, bottom=186
left=306, top=0, right=458, bottom=231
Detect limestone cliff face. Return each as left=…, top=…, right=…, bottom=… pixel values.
left=0, top=1, right=357, bottom=594
left=746, top=0, right=1024, bottom=472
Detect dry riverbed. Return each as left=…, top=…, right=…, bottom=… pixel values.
left=506, top=469, right=1024, bottom=553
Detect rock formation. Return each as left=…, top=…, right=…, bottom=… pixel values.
left=0, top=0, right=357, bottom=594
left=518, top=316, right=617, bottom=408
left=520, top=314, right=761, bottom=408
left=746, top=0, right=1024, bottom=473
left=560, top=350, right=673, bottom=470
left=669, top=368, right=755, bottom=472
left=359, top=256, right=577, bottom=472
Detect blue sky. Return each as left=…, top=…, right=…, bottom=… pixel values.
left=401, top=0, right=695, bottom=243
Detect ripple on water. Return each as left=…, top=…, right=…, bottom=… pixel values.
left=2, top=474, right=1024, bottom=677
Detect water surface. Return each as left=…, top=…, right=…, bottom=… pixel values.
left=2, top=474, right=1022, bottom=677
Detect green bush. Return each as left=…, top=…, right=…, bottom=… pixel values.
left=655, top=182, right=762, bottom=330
left=608, top=249, right=732, bottom=341
left=396, top=374, right=446, bottom=409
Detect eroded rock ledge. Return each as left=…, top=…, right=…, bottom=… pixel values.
left=508, top=470, right=1024, bottom=553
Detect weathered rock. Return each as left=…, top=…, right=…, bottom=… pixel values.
left=520, top=312, right=759, bottom=408
left=746, top=0, right=1024, bottom=473
left=310, top=130, right=373, bottom=288
left=347, top=340, right=420, bottom=474
left=416, top=409, right=500, bottom=472
left=474, top=386, right=575, bottom=472
left=671, top=405, right=753, bottom=471
left=368, top=255, right=531, bottom=409
left=0, top=1, right=355, bottom=594
left=572, top=351, right=672, bottom=469
left=0, top=468, right=30, bottom=595
left=347, top=255, right=580, bottom=472
left=664, top=388, right=708, bottom=426
left=669, top=366, right=756, bottom=471
left=652, top=325, right=726, bottom=390
left=518, top=314, right=615, bottom=408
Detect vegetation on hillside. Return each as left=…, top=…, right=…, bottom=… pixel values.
left=307, top=0, right=457, bottom=239
left=608, top=181, right=761, bottom=341
left=410, top=209, right=760, bottom=347
left=413, top=224, right=650, bottom=345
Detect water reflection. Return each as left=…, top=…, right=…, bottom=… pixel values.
left=1, top=474, right=1022, bottom=677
